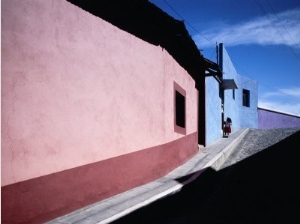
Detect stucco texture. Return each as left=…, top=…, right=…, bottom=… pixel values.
left=205, top=76, right=222, bottom=145
left=220, top=44, right=258, bottom=130
left=258, top=108, right=300, bottom=129
left=1, top=0, right=198, bottom=186
left=205, top=44, right=258, bottom=146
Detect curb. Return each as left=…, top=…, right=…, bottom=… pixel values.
left=101, top=128, right=250, bottom=223
left=99, top=183, right=182, bottom=224
left=207, top=128, right=250, bottom=170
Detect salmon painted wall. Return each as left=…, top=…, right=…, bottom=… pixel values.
left=2, top=1, right=198, bottom=222
left=2, top=0, right=198, bottom=186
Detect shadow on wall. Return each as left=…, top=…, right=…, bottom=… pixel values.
left=66, top=0, right=204, bottom=79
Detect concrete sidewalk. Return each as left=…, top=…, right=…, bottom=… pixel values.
left=46, top=128, right=249, bottom=224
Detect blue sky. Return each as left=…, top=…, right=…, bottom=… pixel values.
left=149, top=0, right=300, bottom=116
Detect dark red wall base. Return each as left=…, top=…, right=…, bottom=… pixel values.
left=1, top=132, right=198, bottom=224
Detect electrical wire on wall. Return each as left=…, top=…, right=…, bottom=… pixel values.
left=160, top=0, right=300, bottom=114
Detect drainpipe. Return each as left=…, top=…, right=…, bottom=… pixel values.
left=218, top=43, right=225, bottom=131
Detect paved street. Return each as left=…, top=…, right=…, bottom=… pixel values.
left=113, top=128, right=300, bottom=224
left=220, top=128, right=300, bottom=169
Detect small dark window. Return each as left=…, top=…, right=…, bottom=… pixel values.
left=243, top=89, right=250, bottom=107
left=175, top=91, right=185, bottom=128
left=232, top=89, right=235, bottom=100
left=174, top=81, right=186, bottom=135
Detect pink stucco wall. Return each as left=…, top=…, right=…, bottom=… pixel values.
left=2, top=0, right=198, bottom=186
left=2, top=1, right=199, bottom=222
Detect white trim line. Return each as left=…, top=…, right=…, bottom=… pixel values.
left=99, top=184, right=183, bottom=224
left=258, top=106, right=300, bottom=118
left=203, top=128, right=249, bottom=169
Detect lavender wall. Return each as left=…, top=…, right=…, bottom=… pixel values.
left=258, top=107, right=300, bottom=129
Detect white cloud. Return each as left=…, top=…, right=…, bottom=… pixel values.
left=194, top=8, right=300, bottom=49
left=279, top=87, right=300, bottom=98
left=262, top=87, right=300, bottom=98
left=259, top=87, right=300, bottom=115
left=258, top=100, right=300, bottom=116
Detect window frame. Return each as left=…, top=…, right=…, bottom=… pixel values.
left=242, top=89, right=250, bottom=107
left=174, top=81, right=186, bottom=135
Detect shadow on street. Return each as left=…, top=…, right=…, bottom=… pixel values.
left=113, top=130, right=300, bottom=224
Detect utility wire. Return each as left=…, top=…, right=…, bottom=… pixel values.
left=234, top=63, right=300, bottom=100
left=162, top=0, right=217, bottom=62
left=255, top=0, right=300, bottom=62
left=161, top=0, right=300, bottom=101
left=162, top=0, right=214, bottom=45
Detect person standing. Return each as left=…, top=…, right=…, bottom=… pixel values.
left=223, top=117, right=232, bottom=137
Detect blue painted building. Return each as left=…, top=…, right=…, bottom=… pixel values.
left=206, top=43, right=258, bottom=145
